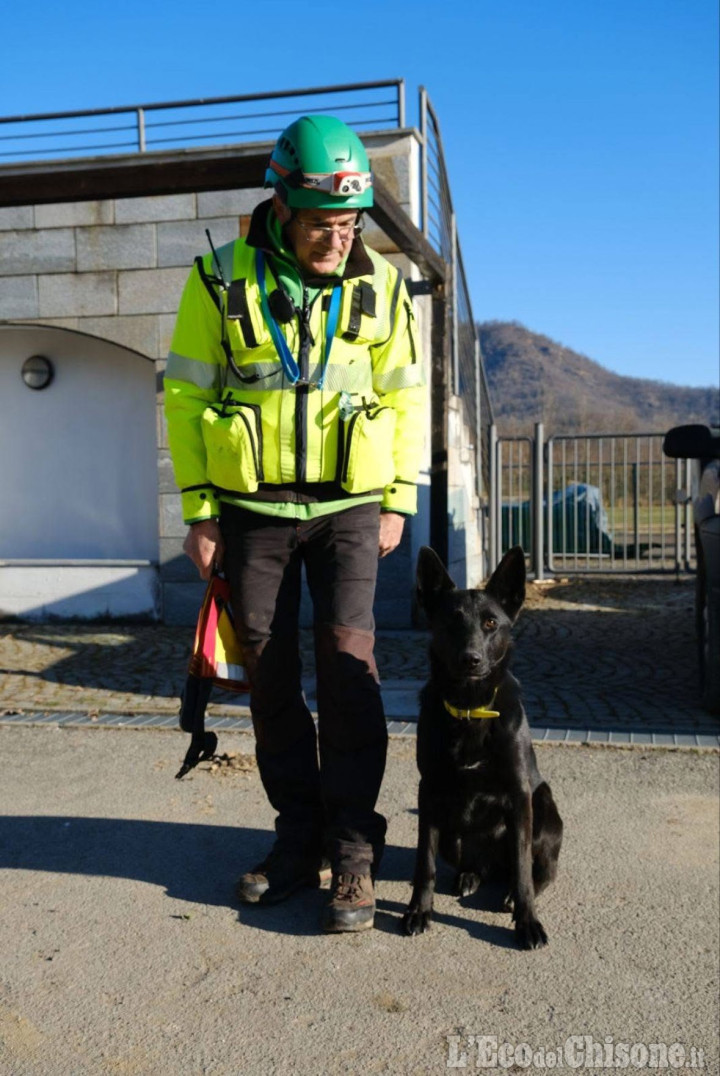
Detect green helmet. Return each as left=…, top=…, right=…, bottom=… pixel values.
left=264, top=114, right=373, bottom=210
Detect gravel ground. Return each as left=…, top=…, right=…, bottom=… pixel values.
left=0, top=724, right=718, bottom=1076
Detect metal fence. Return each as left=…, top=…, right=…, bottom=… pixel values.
left=419, top=89, right=494, bottom=499
left=491, top=426, right=696, bottom=576
left=0, top=80, right=405, bottom=162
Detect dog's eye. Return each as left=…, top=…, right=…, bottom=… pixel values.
left=482, top=617, right=498, bottom=631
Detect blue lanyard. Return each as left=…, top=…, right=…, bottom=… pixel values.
left=255, top=249, right=341, bottom=390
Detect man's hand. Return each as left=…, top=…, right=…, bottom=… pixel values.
left=183, top=519, right=225, bottom=580
left=378, top=512, right=405, bottom=558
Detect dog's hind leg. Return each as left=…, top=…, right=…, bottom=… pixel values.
left=531, top=782, right=563, bottom=897
left=402, top=779, right=440, bottom=936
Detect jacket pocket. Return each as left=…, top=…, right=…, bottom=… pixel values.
left=224, top=278, right=269, bottom=352
left=338, top=281, right=387, bottom=345
left=201, top=403, right=264, bottom=493
left=340, top=405, right=397, bottom=494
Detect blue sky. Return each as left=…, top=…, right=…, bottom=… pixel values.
left=1, top=0, right=717, bottom=388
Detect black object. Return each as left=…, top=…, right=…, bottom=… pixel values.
left=402, top=546, right=563, bottom=948
left=206, top=228, right=228, bottom=287
left=226, top=279, right=259, bottom=348
left=175, top=676, right=218, bottom=779
left=268, top=287, right=296, bottom=324
left=663, top=424, right=720, bottom=461
left=663, top=423, right=720, bottom=713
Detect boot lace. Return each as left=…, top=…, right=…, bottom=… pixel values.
left=333, top=873, right=365, bottom=902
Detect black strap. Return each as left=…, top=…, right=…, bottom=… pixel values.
left=342, top=284, right=364, bottom=342
left=226, top=278, right=258, bottom=348
left=194, top=256, right=222, bottom=313
left=176, top=675, right=217, bottom=779
left=359, top=281, right=376, bottom=317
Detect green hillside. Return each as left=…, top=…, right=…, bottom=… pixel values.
left=480, top=321, right=719, bottom=436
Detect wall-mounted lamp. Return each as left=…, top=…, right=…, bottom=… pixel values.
left=22, top=355, right=54, bottom=390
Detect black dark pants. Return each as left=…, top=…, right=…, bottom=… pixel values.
left=220, top=501, right=388, bottom=875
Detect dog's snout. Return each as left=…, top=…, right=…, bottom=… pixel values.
left=459, top=650, right=483, bottom=672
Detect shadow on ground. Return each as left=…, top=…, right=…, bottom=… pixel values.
left=0, top=815, right=526, bottom=945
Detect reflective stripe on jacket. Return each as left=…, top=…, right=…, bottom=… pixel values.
left=164, top=207, right=426, bottom=523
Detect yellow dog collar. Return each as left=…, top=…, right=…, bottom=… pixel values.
left=443, top=686, right=500, bottom=720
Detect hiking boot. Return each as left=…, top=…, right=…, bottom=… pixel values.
left=322, top=871, right=375, bottom=932
left=235, top=847, right=330, bottom=905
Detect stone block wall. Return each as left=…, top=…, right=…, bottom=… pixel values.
left=0, top=130, right=434, bottom=624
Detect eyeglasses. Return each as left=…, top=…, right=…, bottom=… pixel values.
left=294, top=217, right=364, bottom=244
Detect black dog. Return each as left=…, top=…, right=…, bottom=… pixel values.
left=402, top=546, right=563, bottom=949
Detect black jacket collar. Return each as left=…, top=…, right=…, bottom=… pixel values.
left=245, top=198, right=375, bottom=283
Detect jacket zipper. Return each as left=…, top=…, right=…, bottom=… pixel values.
left=295, top=288, right=313, bottom=484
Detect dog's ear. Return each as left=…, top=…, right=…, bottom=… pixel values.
left=416, top=546, right=455, bottom=615
left=484, top=546, right=526, bottom=622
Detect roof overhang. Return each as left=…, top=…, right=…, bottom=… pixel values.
left=0, top=143, right=445, bottom=283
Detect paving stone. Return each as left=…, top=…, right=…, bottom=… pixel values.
left=1, top=577, right=718, bottom=744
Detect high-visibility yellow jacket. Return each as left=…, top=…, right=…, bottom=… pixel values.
left=164, top=201, right=426, bottom=524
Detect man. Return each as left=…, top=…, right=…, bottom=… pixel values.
left=164, top=115, right=425, bottom=932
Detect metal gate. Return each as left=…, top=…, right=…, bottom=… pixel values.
left=489, top=424, right=695, bottom=577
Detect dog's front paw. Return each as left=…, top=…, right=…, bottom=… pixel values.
left=401, top=906, right=433, bottom=935
left=514, top=913, right=548, bottom=950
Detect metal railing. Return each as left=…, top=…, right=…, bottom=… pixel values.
left=0, top=78, right=493, bottom=534
left=0, top=80, right=405, bottom=162
left=491, top=425, right=696, bottom=576
left=419, top=89, right=494, bottom=501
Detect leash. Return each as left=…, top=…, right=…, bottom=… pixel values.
left=443, top=685, right=500, bottom=720
left=255, top=248, right=341, bottom=389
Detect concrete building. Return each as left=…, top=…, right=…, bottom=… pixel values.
left=0, top=85, right=492, bottom=625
